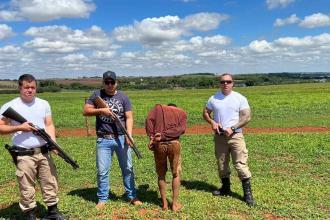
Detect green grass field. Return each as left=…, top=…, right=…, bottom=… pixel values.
left=1, top=83, right=328, bottom=128
left=0, top=83, right=329, bottom=219
left=0, top=134, right=329, bottom=219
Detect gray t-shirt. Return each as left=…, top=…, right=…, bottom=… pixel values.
left=86, top=89, right=132, bottom=135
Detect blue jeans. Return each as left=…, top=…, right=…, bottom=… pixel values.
left=96, top=135, right=137, bottom=202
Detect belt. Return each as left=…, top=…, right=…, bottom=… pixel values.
left=96, top=132, right=118, bottom=139
left=215, top=132, right=239, bottom=136
left=14, top=145, right=49, bottom=156
left=159, top=138, right=179, bottom=144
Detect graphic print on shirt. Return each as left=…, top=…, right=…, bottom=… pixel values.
left=100, top=97, right=124, bottom=124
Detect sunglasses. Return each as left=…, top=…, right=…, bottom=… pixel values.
left=220, top=80, right=233, bottom=85
left=104, top=80, right=116, bottom=85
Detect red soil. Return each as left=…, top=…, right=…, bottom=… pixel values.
left=57, top=124, right=330, bottom=137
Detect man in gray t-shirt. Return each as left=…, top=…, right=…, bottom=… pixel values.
left=83, top=70, right=142, bottom=210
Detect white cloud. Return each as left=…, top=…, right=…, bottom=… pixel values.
left=137, top=16, right=183, bottom=43
left=275, top=33, right=330, bottom=47
left=299, top=13, right=330, bottom=28
left=121, top=52, right=136, bottom=59
left=0, top=0, right=95, bottom=22
left=114, top=16, right=182, bottom=44
left=24, top=25, right=110, bottom=53
left=266, top=0, right=295, bottom=9
left=24, top=37, right=77, bottom=53
left=0, top=24, right=15, bottom=39
left=274, top=14, right=300, bottom=27
left=92, top=50, right=116, bottom=59
left=198, top=50, right=227, bottom=57
left=248, top=40, right=275, bottom=53
left=203, top=35, right=231, bottom=46
left=182, top=12, right=228, bottom=32
left=113, top=12, right=228, bottom=45
left=0, top=10, right=21, bottom=21
left=0, top=45, right=21, bottom=53
left=62, top=53, right=88, bottom=62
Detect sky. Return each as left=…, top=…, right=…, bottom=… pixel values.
left=0, top=0, right=329, bottom=79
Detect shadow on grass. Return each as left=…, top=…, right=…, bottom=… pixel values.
left=181, top=179, right=218, bottom=192
left=67, top=185, right=159, bottom=206
left=136, top=184, right=159, bottom=206
left=181, top=179, right=244, bottom=202
left=68, top=187, right=98, bottom=203
left=0, top=202, right=47, bottom=219
left=68, top=187, right=124, bottom=204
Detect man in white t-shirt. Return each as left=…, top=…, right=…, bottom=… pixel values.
left=0, top=74, right=66, bottom=219
left=203, top=73, right=255, bottom=206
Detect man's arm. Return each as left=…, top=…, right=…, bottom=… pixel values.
left=44, top=115, right=56, bottom=141
left=125, top=111, right=133, bottom=136
left=83, top=103, right=113, bottom=117
left=0, top=118, right=33, bottom=135
left=203, top=107, right=221, bottom=134
left=145, top=108, right=156, bottom=150
left=234, top=108, right=251, bottom=129
left=224, top=108, right=251, bottom=137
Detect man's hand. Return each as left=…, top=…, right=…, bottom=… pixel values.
left=211, top=121, right=222, bottom=134
left=100, top=108, right=115, bottom=118
left=154, top=133, right=161, bottom=142
left=125, top=135, right=133, bottom=147
left=224, top=128, right=234, bottom=137
left=19, top=122, right=36, bottom=132
left=52, top=149, right=59, bottom=155
left=148, top=139, right=154, bottom=151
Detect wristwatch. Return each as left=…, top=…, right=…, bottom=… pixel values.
left=230, top=126, right=236, bottom=132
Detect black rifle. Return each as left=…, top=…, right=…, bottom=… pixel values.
left=94, top=96, right=142, bottom=159
left=2, top=107, right=79, bottom=169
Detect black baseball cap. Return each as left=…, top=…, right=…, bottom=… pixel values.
left=103, top=71, right=116, bottom=81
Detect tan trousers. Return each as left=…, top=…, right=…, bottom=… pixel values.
left=214, top=133, right=251, bottom=180
left=15, top=152, right=59, bottom=212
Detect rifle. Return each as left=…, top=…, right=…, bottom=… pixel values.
left=94, top=96, right=142, bottom=159
left=2, top=107, right=79, bottom=169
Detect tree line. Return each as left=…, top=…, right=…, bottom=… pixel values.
left=0, top=72, right=329, bottom=93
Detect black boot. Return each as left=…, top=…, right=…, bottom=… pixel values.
left=242, top=178, right=256, bottom=206
left=44, top=204, right=67, bottom=220
left=212, top=178, right=232, bottom=196
left=23, top=207, right=36, bottom=220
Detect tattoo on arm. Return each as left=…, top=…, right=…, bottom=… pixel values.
left=203, top=108, right=213, bottom=124
left=235, top=108, right=251, bottom=129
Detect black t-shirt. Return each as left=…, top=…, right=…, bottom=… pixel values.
left=86, top=89, right=132, bottom=135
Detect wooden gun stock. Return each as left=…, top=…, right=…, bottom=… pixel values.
left=94, top=96, right=142, bottom=159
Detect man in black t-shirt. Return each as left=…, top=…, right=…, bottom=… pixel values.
left=83, top=71, right=142, bottom=210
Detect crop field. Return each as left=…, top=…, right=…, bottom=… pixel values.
left=0, top=83, right=329, bottom=219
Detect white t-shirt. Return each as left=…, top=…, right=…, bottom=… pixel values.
left=206, top=91, right=250, bottom=133
left=0, top=97, right=52, bottom=149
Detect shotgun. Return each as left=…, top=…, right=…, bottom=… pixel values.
left=2, top=107, right=79, bottom=169
left=94, top=96, right=142, bottom=159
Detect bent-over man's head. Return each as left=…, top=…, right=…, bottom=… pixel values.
left=167, top=103, right=177, bottom=107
